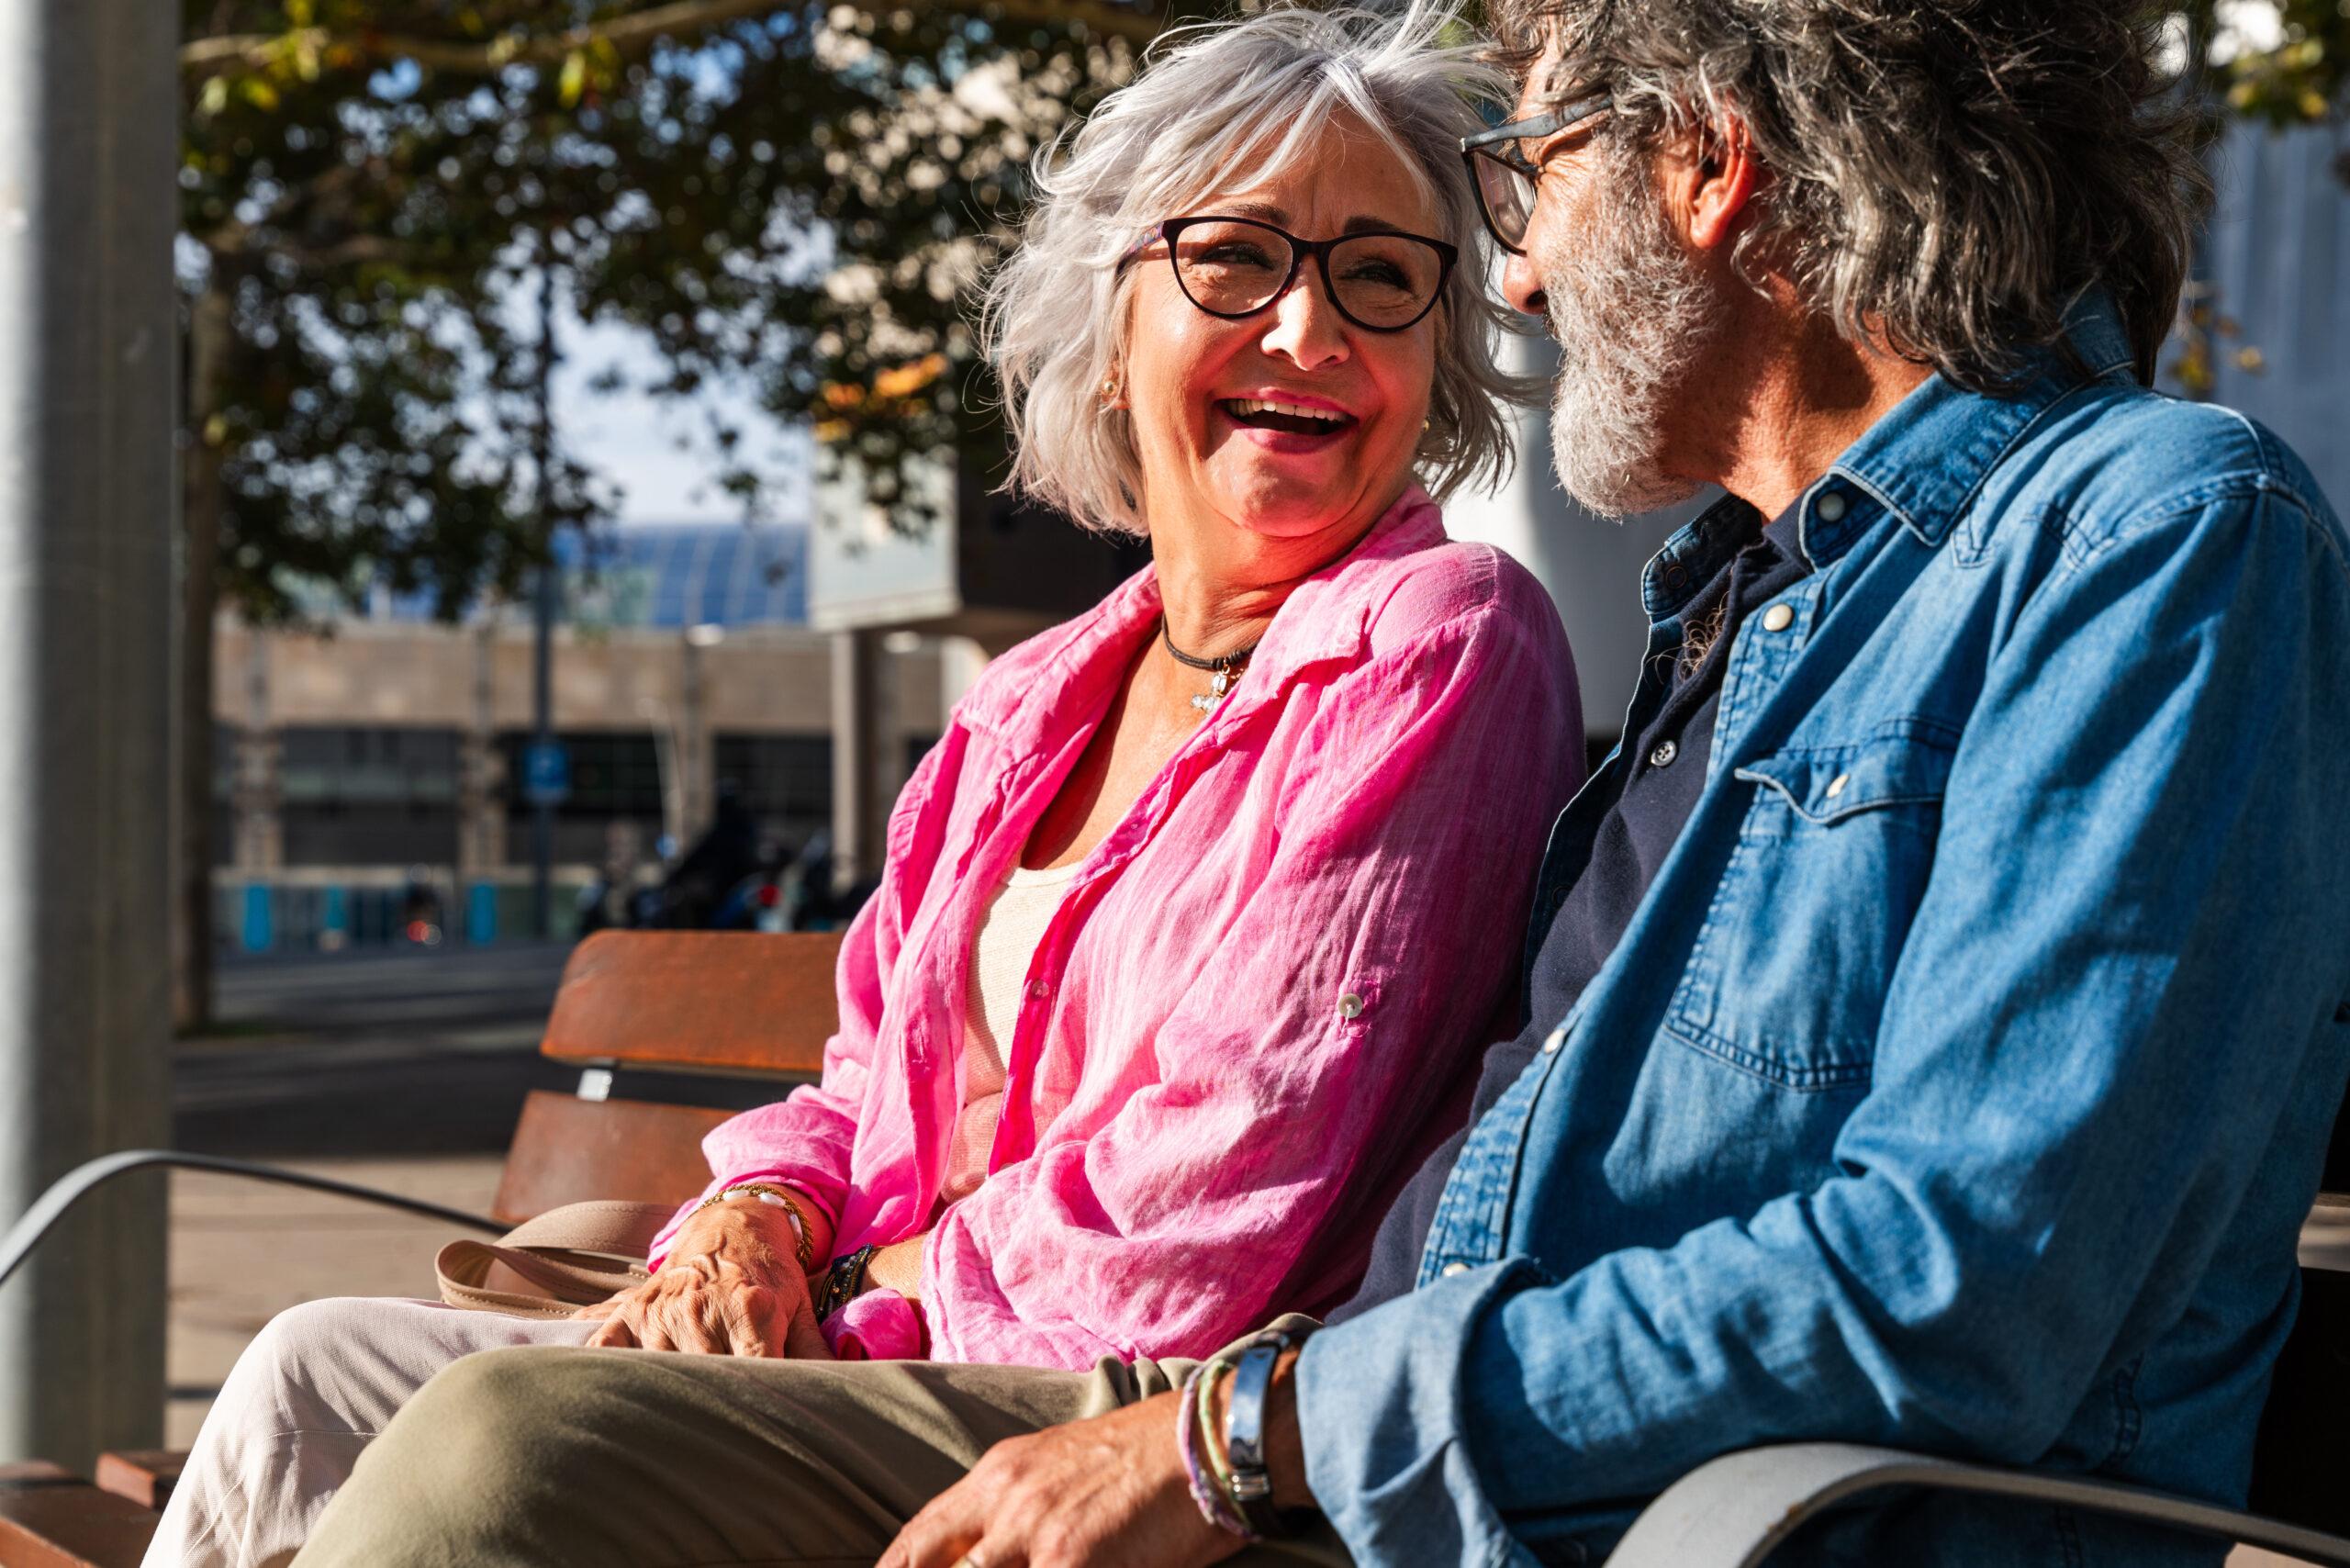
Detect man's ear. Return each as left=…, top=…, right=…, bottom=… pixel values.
left=1665, top=113, right=1760, bottom=254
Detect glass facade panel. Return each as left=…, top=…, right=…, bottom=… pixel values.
left=274, top=727, right=464, bottom=867
left=714, top=733, right=833, bottom=847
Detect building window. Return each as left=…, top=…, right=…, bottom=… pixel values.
left=277, top=726, right=462, bottom=867
left=497, top=730, right=667, bottom=868
left=714, top=734, right=833, bottom=847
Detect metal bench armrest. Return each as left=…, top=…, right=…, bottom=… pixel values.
left=1606, top=1443, right=2350, bottom=1568
left=0, top=1149, right=504, bottom=1294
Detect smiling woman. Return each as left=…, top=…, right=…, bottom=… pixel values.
left=151, top=11, right=1589, bottom=1568
left=985, top=5, right=1527, bottom=543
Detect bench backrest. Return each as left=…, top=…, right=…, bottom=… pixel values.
left=489, top=930, right=845, bottom=1226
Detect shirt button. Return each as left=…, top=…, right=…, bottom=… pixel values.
left=1541, top=1029, right=1564, bottom=1055
left=1027, top=979, right=1052, bottom=1000
left=1648, top=739, right=1679, bottom=769
left=1816, top=488, right=1849, bottom=523
left=1825, top=772, right=1850, bottom=800
left=1337, top=991, right=1365, bottom=1019
left=1762, top=603, right=1796, bottom=633
left=1440, top=1261, right=1471, bottom=1278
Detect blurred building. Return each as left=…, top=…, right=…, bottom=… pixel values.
left=2196, top=121, right=2350, bottom=510
left=212, top=521, right=947, bottom=946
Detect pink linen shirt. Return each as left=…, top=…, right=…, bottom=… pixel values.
left=650, top=487, right=1583, bottom=1369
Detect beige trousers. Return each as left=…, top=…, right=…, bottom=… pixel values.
left=142, top=1297, right=599, bottom=1568
left=289, top=1316, right=1349, bottom=1568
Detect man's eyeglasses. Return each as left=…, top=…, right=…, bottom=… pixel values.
left=1459, top=91, right=1613, bottom=255
left=1119, top=215, right=1458, bottom=333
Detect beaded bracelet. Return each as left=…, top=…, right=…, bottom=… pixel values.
left=1196, top=1358, right=1242, bottom=1499
left=1177, top=1362, right=1255, bottom=1540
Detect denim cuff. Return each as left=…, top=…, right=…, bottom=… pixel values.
left=1295, top=1257, right=1550, bottom=1568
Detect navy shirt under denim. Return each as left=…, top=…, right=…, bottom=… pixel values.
left=1330, top=506, right=1811, bottom=1325
left=1296, top=298, right=2350, bottom=1568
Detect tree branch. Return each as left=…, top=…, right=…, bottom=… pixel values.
left=182, top=0, right=1159, bottom=80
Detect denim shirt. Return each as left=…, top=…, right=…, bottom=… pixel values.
left=1295, top=298, right=2350, bottom=1568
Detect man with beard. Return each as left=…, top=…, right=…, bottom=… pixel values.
left=294, top=3, right=2350, bottom=1566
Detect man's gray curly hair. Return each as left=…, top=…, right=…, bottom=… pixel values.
left=980, top=5, right=1529, bottom=535
left=1488, top=0, right=2210, bottom=390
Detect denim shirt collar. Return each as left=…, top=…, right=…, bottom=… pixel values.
left=1639, top=293, right=2141, bottom=611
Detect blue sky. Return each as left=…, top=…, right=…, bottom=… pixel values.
left=555, top=314, right=812, bottom=528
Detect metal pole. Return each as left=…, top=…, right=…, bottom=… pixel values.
left=530, top=256, right=558, bottom=939
left=0, top=0, right=176, bottom=1467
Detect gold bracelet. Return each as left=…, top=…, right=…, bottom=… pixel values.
left=694, top=1182, right=815, bottom=1271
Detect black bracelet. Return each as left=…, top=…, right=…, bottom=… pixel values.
left=1222, top=1327, right=1315, bottom=1538
left=815, top=1244, right=877, bottom=1321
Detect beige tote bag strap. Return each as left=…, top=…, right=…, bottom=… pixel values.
left=435, top=1199, right=677, bottom=1319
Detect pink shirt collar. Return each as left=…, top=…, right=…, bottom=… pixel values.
left=955, top=485, right=1446, bottom=750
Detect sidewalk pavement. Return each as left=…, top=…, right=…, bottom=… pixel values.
left=167, top=1155, right=503, bottom=1447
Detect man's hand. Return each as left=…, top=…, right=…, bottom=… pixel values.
left=577, top=1198, right=831, bottom=1359
left=879, top=1392, right=1241, bottom=1568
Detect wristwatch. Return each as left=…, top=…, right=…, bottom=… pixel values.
left=1222, top=1326, right=1316, bottom=1538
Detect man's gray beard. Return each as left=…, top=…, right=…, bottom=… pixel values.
left=1537, top=176, right=1725, bottom=518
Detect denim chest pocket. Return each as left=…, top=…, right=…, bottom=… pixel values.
left=1663, top=731, right=1956, bottom=1092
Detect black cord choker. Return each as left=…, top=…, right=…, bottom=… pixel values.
left=1161, top=620, right=1259, bottom=712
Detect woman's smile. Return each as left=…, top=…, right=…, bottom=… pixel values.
left=1211, top=388, right=1361, bottom=454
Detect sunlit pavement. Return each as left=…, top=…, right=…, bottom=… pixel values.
left=162, top=940, right=802, bottom=1442
left=166, top=1156, right=505, bottom=1446
left=165, top=945, right=572, bottom=1441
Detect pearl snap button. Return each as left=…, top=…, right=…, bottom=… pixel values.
left=1441, top=1261, right=1471, bottom=1278
left=1826, top=773, right=1850, bottom=800
left=1649, top=739, right=1679, bottom=768
left=1337, top=991, right=1365, bottom=1019
left=1762, top=603, right=1796, bottom=633
left=1816, top=488, right=1849, bottom=523
left=1541, top=1029, right=1564, bottom=1055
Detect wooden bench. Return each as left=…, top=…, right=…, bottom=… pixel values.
left=0, top=929, right=842, bottom=1567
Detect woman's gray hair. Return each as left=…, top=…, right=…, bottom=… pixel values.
left=1488, top=0, right=2210, bottom=391
left=981, top=5, right=1529, bottom=534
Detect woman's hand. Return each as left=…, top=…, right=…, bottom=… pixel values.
left=864, top=1229, right=932, bottom=1301
left=878, top=1393, right=1238, bottom=1568
left=576, top=1198, right=831, bottom=1359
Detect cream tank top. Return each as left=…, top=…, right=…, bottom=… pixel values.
left=940, top=859, right=1082, bottom=1207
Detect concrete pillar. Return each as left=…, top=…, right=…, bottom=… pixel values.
left=0, top=0, right=176, bottom=1467
left=679, top=629, right=716, bottom=838
left=229, top=629, right=279, bottom=871
left=829, top=629, right=892, bottom=892
left=456, top=622, right=505, bottom=878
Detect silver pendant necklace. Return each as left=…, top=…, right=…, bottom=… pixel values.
left=1161, top=620, right=1259, bottom=712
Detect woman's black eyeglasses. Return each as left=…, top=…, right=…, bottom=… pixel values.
left=1118, top=215, right=1457, bottom=333
left=1459, top=90, right=1613, bottom=255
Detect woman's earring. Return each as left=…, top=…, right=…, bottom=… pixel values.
left=1101, top=375, right=1121, bottom=405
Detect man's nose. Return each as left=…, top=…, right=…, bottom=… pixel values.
left=1502, top=248, right=1548, bottom=318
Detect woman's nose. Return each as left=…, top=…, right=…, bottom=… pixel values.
left=1257, top=268, right=1350, bottom=371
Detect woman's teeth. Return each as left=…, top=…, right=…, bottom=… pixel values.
left=1223, top=398, right=1350, bottom=431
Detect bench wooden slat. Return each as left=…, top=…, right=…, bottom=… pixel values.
left=540, top=931, right=843, bottom=1079
left=0, top=1462, right=159, bottom=1568
left=492, top=1091, right=741, bottom=1226
left=90, top=1452, right=182, bottom=1513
